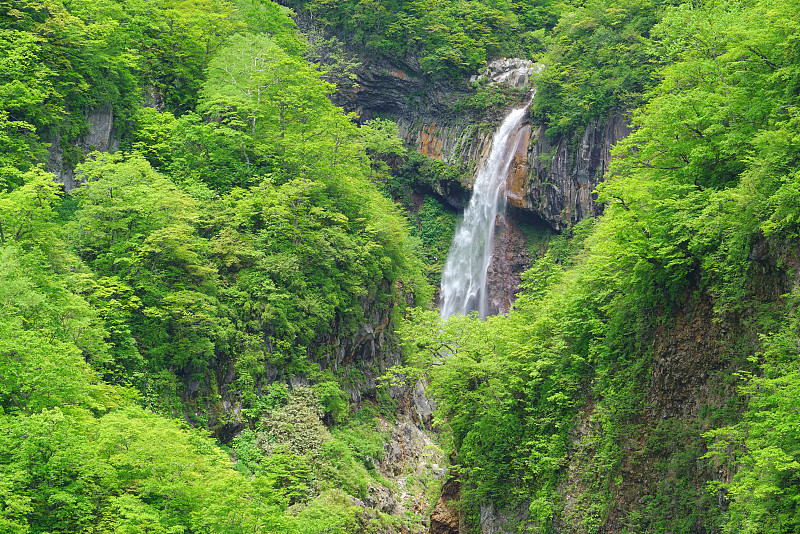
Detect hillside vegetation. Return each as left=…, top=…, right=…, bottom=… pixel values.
left=1, top=1, right=430, bottom=532
left=2, top=0, right=800, bottom=533
left=393, top=0, right=800, bottom=531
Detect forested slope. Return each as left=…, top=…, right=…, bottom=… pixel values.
left=392, top=0, right=800, bottom=532
left=1, top=1, right=434, bottom=532
left=3, top=0, right=800, bottom=533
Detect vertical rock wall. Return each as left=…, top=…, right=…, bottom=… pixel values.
left=519, top=111, right=632, bottom=231
left=332, top=52, right=633, bottom=233
left=397, top=119, right=495, bottom=176
left=399, top=108, right=632, bottom=233
left=334, top=56, right=633, bottom=319
left=354, top=57, right=632, bottom=234
left=485, top=213, right=531, bottom=315
left=46, top=104, right=120, bottom=191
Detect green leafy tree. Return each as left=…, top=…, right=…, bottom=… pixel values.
left=706, top=293, right=800, bottom=534
left=259, top=387, right=331, bottom=456
left=0, top=168, right=60, bottom=247
left=532, top=0, right=665, bottom=139
left=69, top=153, right=220, bottom=373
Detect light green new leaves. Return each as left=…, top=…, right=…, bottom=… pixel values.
left=68, top=153, right=220, bottom=372
left=0, top=402, right=294, bottom=533
left=0, top=323, right=92, bottom=416
left=705, top=301, right=800, bottom=534
left=0, top=168, right=60, bottom=247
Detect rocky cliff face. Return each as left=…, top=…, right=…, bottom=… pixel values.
left=394, top=60, right=539, bottom=188
left=334, top=56, right=630, bottom=232
left=334, top=56, right=469, bottom=120
left=435, top=287, right=756, bottom=534
left=551, top=293, right=746, bottom=534
left=515, top=111, right=631, bottom=231
left=430, top=477, right=462, bottom=534
left=336, top=56, right=631, bottom=318
left=403, top=106, right=631, bottom=232
left=202, top=285, right=434, bottom=441
left=47, top=104, right=119, bottom=191
left=485, top=213, right=531, bottom=315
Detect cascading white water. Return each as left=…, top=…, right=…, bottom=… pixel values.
left=440, top=102, right=531, bottom=319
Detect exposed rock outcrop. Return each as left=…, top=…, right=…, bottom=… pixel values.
left=47, top=104, right=119, bottom=191
left=403, top=107, right=631, bottom=232
left=329, top=54, right=633, bottom=320
left=430, top=477, right=462, bottom=534
left=211, top=285, right=417, bottom=437
left=332, top=53, right=631, bottom=232
left=471, top=58, right=542, bottom=88
left=480, top=501, right=532, bottom=534
left=396, top=60, right=540, bottom=188
left=380, top=421, right=444, bottom=477
left=370, top=420, right=447, bottom=533
left=519, top=111, right=631, bottom=230
left=485, top=213, right=532, bottom=315
left=398, top=119, right=495, bottom=181
left=336, top=57, right=468, bottom=119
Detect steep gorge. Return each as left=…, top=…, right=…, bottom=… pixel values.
left=328, top=54, right=632, bottom=318
left=30, top=9, right=798, bottom=532
left=319, top=41, right=799, bottom=534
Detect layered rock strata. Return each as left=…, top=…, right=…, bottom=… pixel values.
left=402, top=107, right=632, bottom=232
left=517, top=111, right=631, bottom=230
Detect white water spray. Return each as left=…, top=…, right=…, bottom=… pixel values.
left=440, top=101, right=532, bottom=319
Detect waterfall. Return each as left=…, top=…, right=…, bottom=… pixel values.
left=440, top=102, right=531, bottom=319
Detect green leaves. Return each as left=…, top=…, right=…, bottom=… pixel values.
left=532, top=0, right=659, bottom=139
left=67, top=153, right=221, bottom=373
left=394, top=304, right=581, bottom=513
left=295, top=0, right=528, bottom=79
left=0, top=324, right=93, bottom=416
left=705, top=294, right=800, bottom=534
left=0, top=168, right=60, bottom=246
left=0, top=400, right=295, bottom=533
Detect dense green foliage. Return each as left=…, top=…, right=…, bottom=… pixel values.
left=0, top=0, right=433, bottom=532
left=531, top=0, right=670, bottom=140
left=393, top=0, right=800, bottom=532
left=4, top=0, right=800, bottom=532
left=286, top=0, right=674, bottom=141
left=288, top=0, right=555, bottom=79
left=0, top=241, right=289, bottom=533
left=410, top=196, right=460, bottom=285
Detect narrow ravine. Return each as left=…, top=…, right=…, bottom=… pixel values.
left=440, top=101, right=532, bottom=319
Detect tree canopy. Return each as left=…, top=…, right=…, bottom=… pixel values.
left=3, top=0, right=800, bottom=532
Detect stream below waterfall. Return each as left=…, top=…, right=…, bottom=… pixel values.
left=440, top=101, right=532, bottom=319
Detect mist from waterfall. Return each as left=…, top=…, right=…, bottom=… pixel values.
left=440, top=103, right=531, bottom=320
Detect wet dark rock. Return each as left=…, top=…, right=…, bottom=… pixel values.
left=429, top=477, right=461, bottom=534
left=521, top=111, right=632, bottom=230
left=486, top=213, right=532, bottom=315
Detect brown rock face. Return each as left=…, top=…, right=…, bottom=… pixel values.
left=429, top=477, right=461, bottom=534
left=400, top=109, right=632, bottom=233
left=399, top=119, right=495, bottom=180
left=485, top=213, right=532, bottom=315
left=592, top=294, right=746, bottom=532
left=301, top=30, right=632, bottom=233
left=505, top=125, right=532, bottom=210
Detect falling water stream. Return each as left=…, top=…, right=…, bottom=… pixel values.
left=440, top=100, right=532, bottom=319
